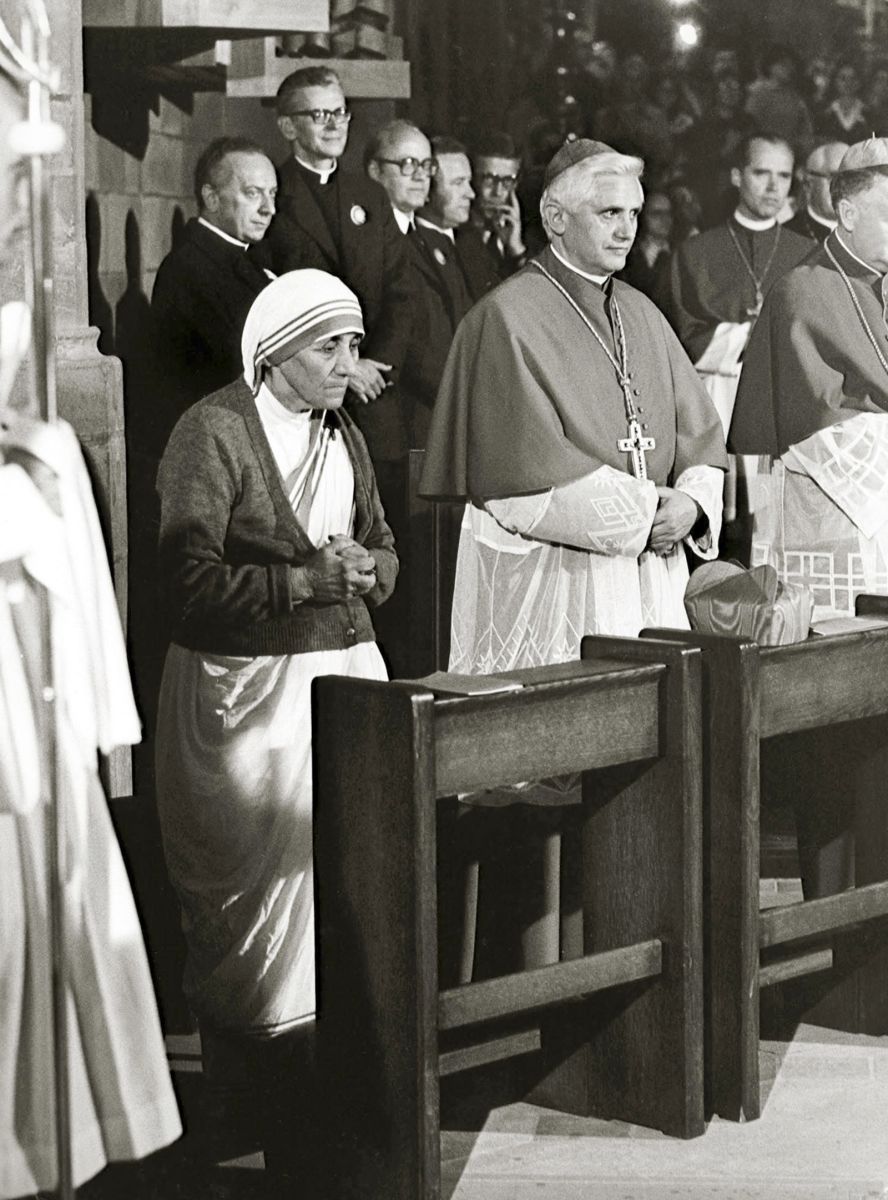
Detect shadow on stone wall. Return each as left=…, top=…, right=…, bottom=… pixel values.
left=89, top=81, right=153, bottom=161
left=116, top=208, right=153, bottom=407
left=84, top=28, right=205, bottom=158
left=97, top=198, right=192, bottom=1033
left=86, top=192, right=114, bottom=356
left=115, top=206, right=161, bottom=773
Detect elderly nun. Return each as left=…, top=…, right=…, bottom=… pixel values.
left=154, top=269, right=397, bottom=1160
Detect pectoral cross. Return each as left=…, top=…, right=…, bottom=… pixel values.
left=746, top=287, right=764, bottom=319
left=527, top=261, right=657, bottom=479
left=618, top=414, right=656, bottom=480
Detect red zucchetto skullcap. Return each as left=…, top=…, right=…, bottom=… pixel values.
left=543, top=137, right=619, bottom=186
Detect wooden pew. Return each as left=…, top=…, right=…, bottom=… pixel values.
left=313, top=638, right=706, bottom=1200
left=641, top=595, right=888, bottom=1122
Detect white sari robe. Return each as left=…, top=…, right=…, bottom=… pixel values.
left=156, top=394, right=387, bottom=1035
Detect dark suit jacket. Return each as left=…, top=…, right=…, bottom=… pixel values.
left=398, top=225, right=504, bottom=451
left=149, top=219, right=274, bottom=456
left=414, top=223, right=501, bottom=316
left=258, top=161, right=414, bottom=461
left=455, top=226, right=505, bottom=302
left=470, top=221, right=527, bottom=282
left=405, top=223, right=501, bottom=448
left=399, top=229, right=461, bottom=448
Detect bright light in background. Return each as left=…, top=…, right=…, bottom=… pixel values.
left=677, top=21, right=699, bottom=47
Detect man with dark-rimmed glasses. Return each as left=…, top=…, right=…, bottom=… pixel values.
left=259, top=67, right=413, bottom=470
left=470, top=130, right=527, bottom=278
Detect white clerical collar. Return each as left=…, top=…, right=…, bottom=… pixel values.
left=295, top=156, right=337, bottom=185
left=416, top=216, right=455, bottom=242
left=808, top=206, right=837, bottom=230
left=392, top=207, right=414, bottom=235
left=198, top=216, right=248, bottom=249
left=834, top=229, right=881, bottom=276
left=829, top=97, right=864, bottom=129
left=551, top=244, right=609, bottom=285
left=732, top=210, right=776, bottom=232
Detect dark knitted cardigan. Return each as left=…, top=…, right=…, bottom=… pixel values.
left=157, top=379, right=398, bottom=656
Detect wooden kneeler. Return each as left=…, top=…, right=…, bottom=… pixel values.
left=312, top=639, right=705, bottom=1199
left=644, top=594, right=888, bottom=1122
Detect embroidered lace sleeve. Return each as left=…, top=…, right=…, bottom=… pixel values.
left=486, top=465, right=658, bottom=558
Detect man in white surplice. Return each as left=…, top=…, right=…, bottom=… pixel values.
left=421, top=138, right=727, bottom=674
left=732, top=136, right=888, bottom=623
left=667, top=134, right=810, bottom=539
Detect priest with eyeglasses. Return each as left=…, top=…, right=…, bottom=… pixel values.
left=257, top=66, right=414, bottom=472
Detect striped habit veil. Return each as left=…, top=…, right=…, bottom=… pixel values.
left=241, top=268, right=364, bottom=394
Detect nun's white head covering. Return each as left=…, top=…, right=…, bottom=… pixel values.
left=241, top=268, right=364, bottom=394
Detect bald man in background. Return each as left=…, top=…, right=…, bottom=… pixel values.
left=784, top=140, right=849, bottom=242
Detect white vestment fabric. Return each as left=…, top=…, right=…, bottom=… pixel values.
left=751, top=413, right=888, bottom=620
left=450, top=464, right=723, bottom=675
left=694, top=319, right=763, bottom=524
left=156, top=399, right=386, bottom=1034
left=694, top=320, right=750, bottom=431
left=0, top=419, right=180, bottom=1198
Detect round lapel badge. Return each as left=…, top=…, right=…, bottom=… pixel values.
left=433, top=247, right=447, bottom=266
left=350, top=204, right=367, bottom=226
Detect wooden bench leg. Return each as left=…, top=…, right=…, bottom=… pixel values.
left=314, top=681, right=441, bottom=1200
left=529, top=639, right=706, bottom=1139
left=768, top=718, right=888, bottom=1037
left=643, top=629, right=762, bottom=1122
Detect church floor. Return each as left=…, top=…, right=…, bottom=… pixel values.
left=73, top=814, right=887, bottom=1200
left=74, top=1015, right=888, bottom=1200
left=441, top=1024, right=888, bottom=1199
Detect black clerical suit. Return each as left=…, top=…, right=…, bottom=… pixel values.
left=409, top=221, right=501, bottom=445
left=782, top=208, right=834, bottom=243
left=149, top=218, right=278, bottom=457
left=399, top=221, right=501, bottom=674
left=258, top=159, right=414, bottom=464
left=400, top=227, right=462, bottom=449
